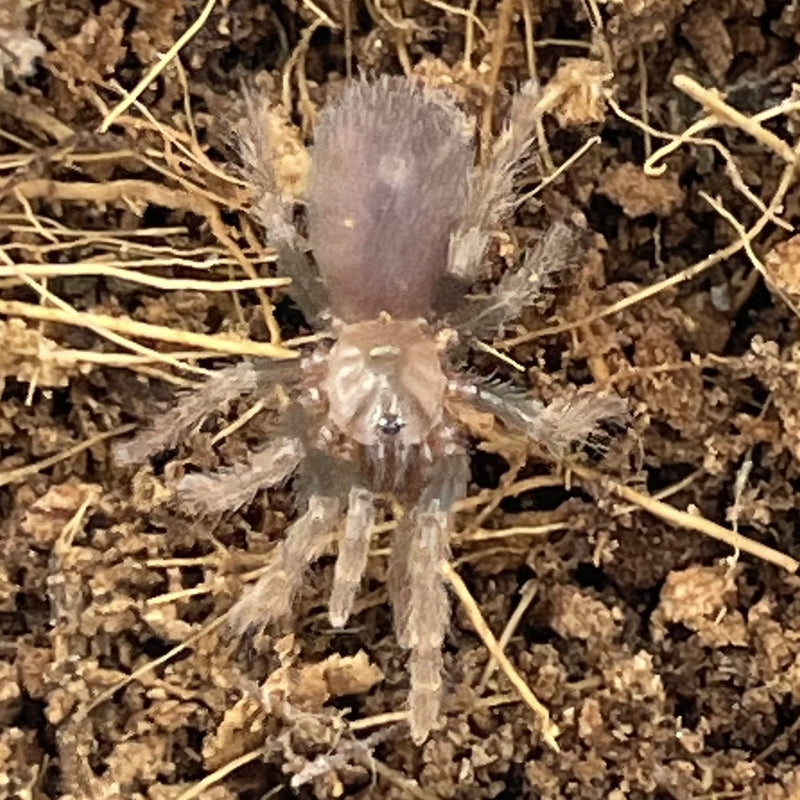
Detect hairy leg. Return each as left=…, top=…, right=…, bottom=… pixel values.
left=447, top=79, right=542, bottom=284
left=389, top=451, right=469, bottom=742
left=329, top=487, right=376, bottom=627
left=113, top=360, right=298, bottom=465
left=228, top=494, right=341, bottom=635
left=458, top=380, right=627, bottom=454
left=113, top=362, right=261, bottom=465
left=449, top=217, right=588, bottom=339
left=239, top=88, right=302, bottom=251
left=176, top=436, right=305, bottom=516
left=405, top=507, right=450, bottom=744
left=388, top=518, right=413, bottom=650
left=239, top=89, right=328, bottom=320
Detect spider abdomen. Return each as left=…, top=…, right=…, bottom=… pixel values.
left=307, top=77, right=475, bottom=322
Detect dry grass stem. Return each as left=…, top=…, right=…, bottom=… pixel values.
left=469, top=457, right=526, bottom=528
left=349, top=710, right=409, bottom=731
left=459, top=523, right=570, bottom=542
left=145, top=585, right=216, bottom=608
left=455, top=545, right=529, bottom=567
left=520, top=0, right=537, bottom=78
left=281, top=19, right=325, bottom=117
left=7, top=177, right=283, bottom=342
left=373, top=761, right=441, bottom=800
left=477, top=580, right=538, bottom=693
left=700, top=190, right=800, bottom=319
left=300, top=0, right=340, bottom=28
left=76, top=613, right=230, bottom=720
left=672, top=74, right=796, bottom=164
left=639, top=95, right=800, bottom=177
left=472, top=339, right=526, bottom=372
left=441, top=560, right=561, bottom=750
left=1, top=263, right=286, bottom=292
left=517, top=135, right=601, bottom=204
left=612, top=95, right=795, bottom=230
left=3, top=269, right=215, bottom=375
left=99, top=0, right=219, bottom=132
left=501, top=146, right=800, bottom=348
left=0, top=425, right=135, bottom=488
left=0, top=298, right=298, bottom=360
left=570, top=464, right=799, bottom=573
left=172, top=747, right=266, bottom=800
left=423, top=0, right=488, bottom=35
left=480, top=0, right=515, bottom=145
left=462, top=0, right=481, bottom=67
left=210, top=399, right=267, bottom=445
left=108, top=94, right=248, bottom=187
left=9, top=177, right=203, bottom=210
left=349, top=692, right=524, bottom=734
left=43, top=349, right=221, bottom=367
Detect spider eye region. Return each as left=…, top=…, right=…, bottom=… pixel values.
left=322, top=320, right=447, bottom=447
left=378, top=412, right=404, bottom=436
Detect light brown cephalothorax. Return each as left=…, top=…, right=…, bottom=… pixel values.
left=322, top=317, right=447, bottom=448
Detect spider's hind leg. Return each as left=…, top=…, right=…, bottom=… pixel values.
left=449, top=217, right=589, bottom=340
left=404, top=507, right=451, bottom=744
left=238, top=88, right=327, bottom=320
left=228, top=450, right=362, bottom=635
left=446, top=79, right=542, bottom=285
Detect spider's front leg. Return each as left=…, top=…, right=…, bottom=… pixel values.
left=389, top=451, right=469, bottom=743
left=113, top=362, right=263, bottom=465
left=176, top=435, right=305, bottom=515
left=228, top=493, right=341, bottom=635
left=329, top=487, right=376, bottom=627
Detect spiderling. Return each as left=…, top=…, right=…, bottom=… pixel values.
left=114, top=76, right=626, bottom=744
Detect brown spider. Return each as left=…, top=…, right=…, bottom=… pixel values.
left=115, top=76, right=624, bottom=743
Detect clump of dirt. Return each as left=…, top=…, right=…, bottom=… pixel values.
left=2, top=0, right=800, bottom=798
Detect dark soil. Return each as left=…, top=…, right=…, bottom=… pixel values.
left=2, top=0, right=800, bottom=798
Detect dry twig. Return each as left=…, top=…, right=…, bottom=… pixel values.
left=569, top=464, right=799, bottom=574
left=441, top=561, right=561, bottom=750
left=99, top=0, right=219, bottom=132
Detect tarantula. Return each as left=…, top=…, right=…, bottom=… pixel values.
left=115, top=76, right=624, bottom=743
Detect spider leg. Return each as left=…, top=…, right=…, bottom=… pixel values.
left=459, top=380, right=627, bottom=454
left=447, top=79, right=542, bottom=284
left=113, top=360, right=299, bottom=465
left=239, top=89, right=328, bottom=320
left=176, top=435, right=304, bottom=515
left=329, top=487, right=376, bottom=627
left=228, top=494, right=341, bottom=635
left=387, top=515, right=413, bottom=649
left=405, top=506, right=450, bottom=744
left=112, top=362, right=261, bottom=465
left=449, top=217, right=588, bottom=339
left=239, top=87, right=301, bottom=252
left=389, top=451, right=469, bottom=743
